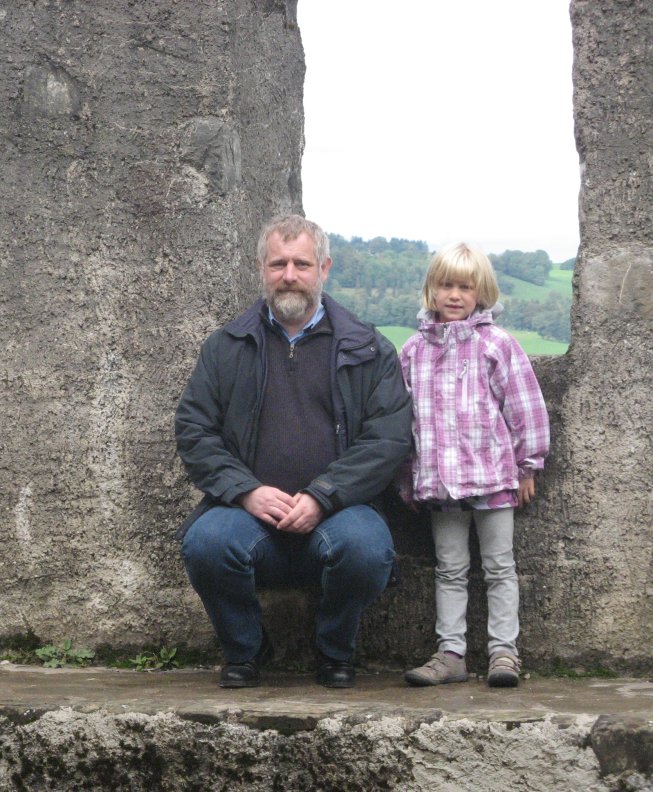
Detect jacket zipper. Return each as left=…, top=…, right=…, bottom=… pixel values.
left=459, top=359, right=469, bottom=410
left=246, top=330, right=267, bottom=466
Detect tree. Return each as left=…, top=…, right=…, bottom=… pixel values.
left=325, top=233, right=570, bottom=343
left=490, top=249, right=552, bottom=286
left=501, top=291, right=571, bottom=343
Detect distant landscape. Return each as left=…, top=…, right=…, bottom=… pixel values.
left=326, top=234, right=574, bottom=355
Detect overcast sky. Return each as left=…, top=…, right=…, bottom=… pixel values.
left=297, top=1, right=580, bottom=263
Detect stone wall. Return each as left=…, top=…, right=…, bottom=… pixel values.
left=517, top=0, right=652, bottom=671
left=0, top=0, right=304, bottom=649
left=0, top=0, right=651, bottom=673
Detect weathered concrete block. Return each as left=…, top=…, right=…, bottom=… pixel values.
left=591, top=715, right=653, bottom=779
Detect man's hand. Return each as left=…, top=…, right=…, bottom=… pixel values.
left=276, top=493, right=324, bottom=534
left=238, top=486, right=295, bottom=526
left=518, top=477, right=535, bottom=508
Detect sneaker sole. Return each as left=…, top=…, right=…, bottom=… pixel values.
left=487, top=673, right=519, bottom=688
left=404, top=671, right=468, bottom=687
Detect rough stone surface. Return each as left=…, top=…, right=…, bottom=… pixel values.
left=0, top=1, right=304, bottom=649
left=1, top=666, right=652, bottom=791
left=591, top=715, right=653, bottom=779
left=0, top=0, right=652, bottom=684
left=0, top=710, right=610, bottom=792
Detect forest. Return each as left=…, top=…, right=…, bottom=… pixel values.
left=325, top=234, right=574, bottom=352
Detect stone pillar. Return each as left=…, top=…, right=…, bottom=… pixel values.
left=515, top=0, right=653, bottom=671
left=0, top=1, right=304, bottom=647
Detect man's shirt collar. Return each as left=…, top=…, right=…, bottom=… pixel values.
left=268, top=301, right=325, bottom=343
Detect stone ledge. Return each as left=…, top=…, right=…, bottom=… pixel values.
left=1, top=664, right=652, bottom=728
left=0, top=665, right=652, bottom=790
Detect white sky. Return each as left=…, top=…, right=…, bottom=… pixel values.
left=297, top=1, right=580, bottom=263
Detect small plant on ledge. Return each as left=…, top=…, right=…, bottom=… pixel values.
left=128, top=646, right=179, bottom=672
left=35, top=639, right=95, bottom=668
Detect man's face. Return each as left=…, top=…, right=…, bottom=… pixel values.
left=261, top=231, right=332, bottom=324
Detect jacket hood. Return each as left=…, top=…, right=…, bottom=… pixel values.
left=416, top=302, right=503, bottom=344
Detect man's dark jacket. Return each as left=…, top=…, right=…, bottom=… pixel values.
left=175, top=294, right=413, bottom=537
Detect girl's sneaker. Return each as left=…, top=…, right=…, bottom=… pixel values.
left=404, top=651, right=468, bottom=686
left=487, top=652, right=521, bottom=687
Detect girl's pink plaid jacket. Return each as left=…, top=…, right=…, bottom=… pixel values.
left=398, top=308, right=550, bottom=504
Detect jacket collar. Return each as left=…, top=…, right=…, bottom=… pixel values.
left=417, top=306, right=497, bottom=345
left=223, top=298, right=267, bottom=338
left=321, top=293, right=376, bottom=349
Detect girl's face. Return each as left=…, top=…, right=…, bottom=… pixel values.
left=433, top=278, right=478, bottom=322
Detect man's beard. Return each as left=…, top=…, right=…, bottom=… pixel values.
left=265, top=281, right=323, bottom=323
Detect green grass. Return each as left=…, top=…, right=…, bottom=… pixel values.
left=501, top=329, right=568, bottom=356
left=501, top=266, right=573, bottom=301
left=379, top=325, right=568, bottom=356
left=548, top=267, right=574, bottom=286
left=378, top=326, right=415, bottom=349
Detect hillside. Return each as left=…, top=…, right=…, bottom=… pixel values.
left=326, top=234, right=573, bottom=354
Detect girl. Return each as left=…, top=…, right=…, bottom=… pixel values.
left=399, top=242, right=549, bottom=687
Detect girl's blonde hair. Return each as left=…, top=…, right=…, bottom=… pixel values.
left=422, top=242, right=500, bottom=312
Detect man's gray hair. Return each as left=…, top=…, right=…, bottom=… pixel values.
left=256, top=214, right=330, bottom=265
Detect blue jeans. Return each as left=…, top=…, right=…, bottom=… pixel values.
left=181, top=504, right=395, bottom=663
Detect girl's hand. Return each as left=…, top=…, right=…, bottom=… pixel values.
left=518, top=478, right=535, bottom=507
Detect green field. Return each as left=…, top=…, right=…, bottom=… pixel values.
left=378, top=326, right=415, bottom=349
left=500, top=330, right=568, bottom=356
left=501, top=266, right=573, bottom=300
left=378, top=326, right=568, bottom=356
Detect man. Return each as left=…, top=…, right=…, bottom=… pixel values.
left=175, top=215, right=412, bottom=688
